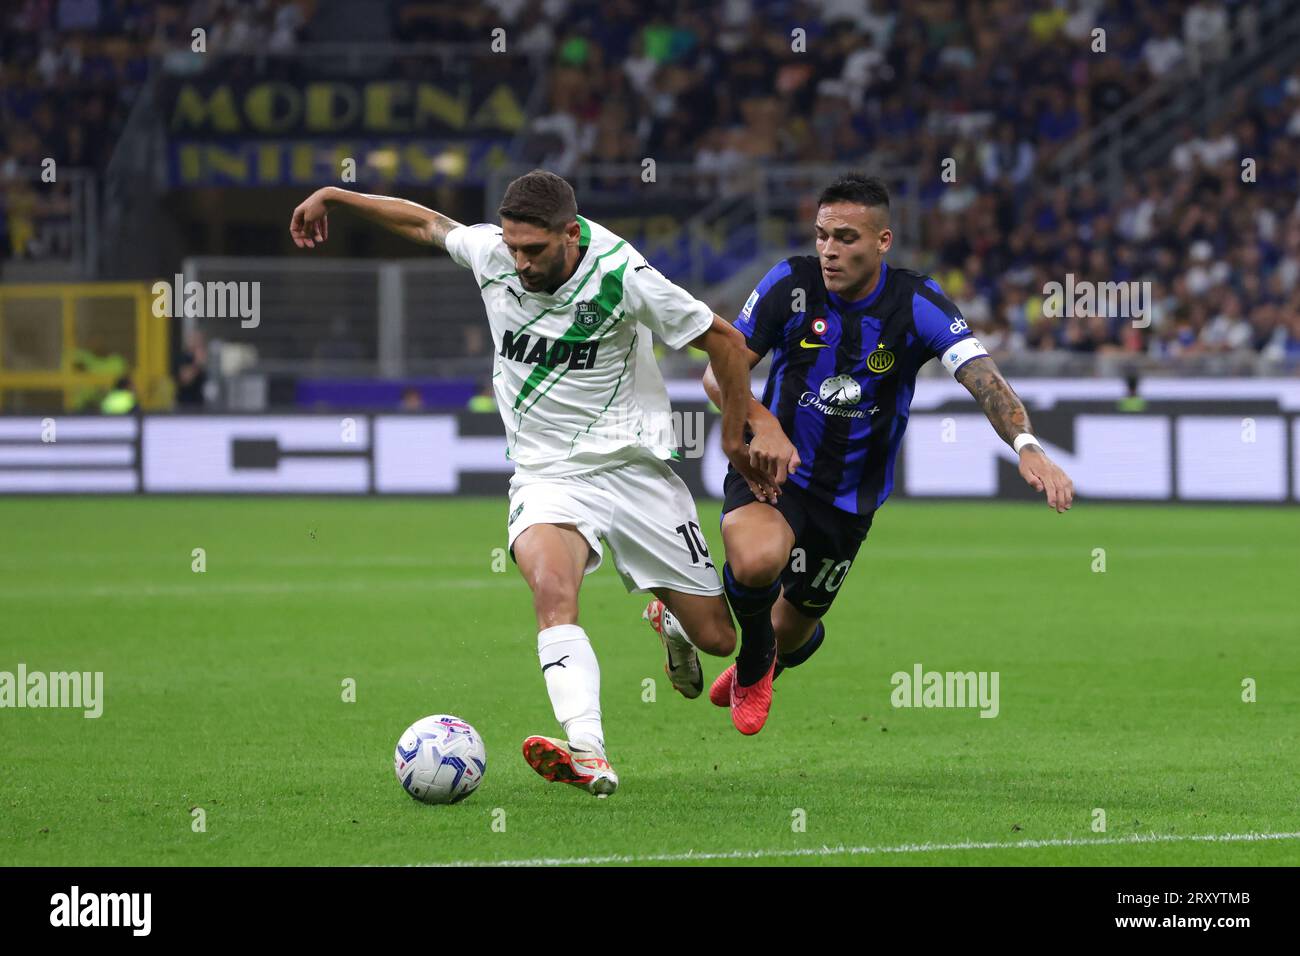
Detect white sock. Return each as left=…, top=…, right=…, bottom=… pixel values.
left=660, top=607, right=695, bottom=648
left=538, top=624, right=605, bottom=753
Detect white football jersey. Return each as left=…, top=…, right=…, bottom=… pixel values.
left=445, top=216, right=713, bottom=477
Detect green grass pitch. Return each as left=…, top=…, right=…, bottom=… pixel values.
left=2, top=496, right=1297, bottom=866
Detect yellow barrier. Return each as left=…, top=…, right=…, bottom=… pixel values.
left=0, top=282, right=171, bottom=412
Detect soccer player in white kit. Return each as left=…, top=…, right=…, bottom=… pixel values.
left=290, top=170, right=797, bottom=797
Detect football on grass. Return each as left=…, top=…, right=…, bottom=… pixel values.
left=394, top=715, right=487, bottom=804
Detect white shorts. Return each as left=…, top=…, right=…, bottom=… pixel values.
left=506, top=454, right=722, bottom=596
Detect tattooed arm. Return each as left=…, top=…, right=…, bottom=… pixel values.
left=290, top=187, right=463, bottom=250
left=954, top=356, right=1075, bottom=512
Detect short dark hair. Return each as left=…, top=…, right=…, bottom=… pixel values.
left=498, top=169, right=578, bottom=231
left=818, top=173, right=890, bottom=213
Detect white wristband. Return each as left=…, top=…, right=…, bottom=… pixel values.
left=1013, top=433, right=1041, bottom=455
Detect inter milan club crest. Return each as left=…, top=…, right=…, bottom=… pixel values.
left=575, top=300, right=600, bottom=329
left=866, top=342, right=895, bottom=374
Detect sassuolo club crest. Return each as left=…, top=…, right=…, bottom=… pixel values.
left=575, top=300, right=600, bottom=328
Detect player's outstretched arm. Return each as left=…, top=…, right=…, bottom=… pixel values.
left=695, top=318, right=798, bottom=501
left=289, top=186, right=463, bottom=249
left=954, top=356, right=1075, bottom=513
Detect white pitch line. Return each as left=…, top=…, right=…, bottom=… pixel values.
left=0, top=576, right=630, bottom=601
left=417, top=830, right=1300, bottom=867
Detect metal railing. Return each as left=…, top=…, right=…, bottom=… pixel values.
left=0, top=168, right=99, bottom=279
left=178, top=255, right=492, bottom=406
left=0, top=281, right=170, bottom=411
left=177, top=253, right=1299, bottom=411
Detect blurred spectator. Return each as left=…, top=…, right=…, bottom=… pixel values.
left=979, top=122, right=1035, bottom=188
left=101, top=374, right=136, bottom=414
left=71, top=338, right=127, bottom=410
left=467, top=379, right=496, bottom=413
left=400, top=386, right=425, bottom=410
left=175, top=329, right=208, bottom=407
left=1117, top=370, right=1147, bottom=411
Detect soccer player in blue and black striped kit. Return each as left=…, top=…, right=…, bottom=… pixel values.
left=643, top=173, right=1075, bottom=735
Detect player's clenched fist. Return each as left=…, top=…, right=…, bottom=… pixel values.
left=289, top=187, right=333, bottom=248
left=721, top=435, right=778, bottom=504
left=748, top=410, right=800, bottom=491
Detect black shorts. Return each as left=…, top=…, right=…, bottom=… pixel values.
left=720, top=468, right=875, bottom=618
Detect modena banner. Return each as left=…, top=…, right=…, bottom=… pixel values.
left=160, top=70, right=528, bottom=185
left=164, top=75, right=528, bottom=138
left=167, top=138, right=510, bottom=187
left=0, top=403, right=1297, bottom=503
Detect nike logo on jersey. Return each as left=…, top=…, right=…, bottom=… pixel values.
left=799, top=339, right=830, bottom=349
left=542, top=655, right=570, bottom=673
left=500, top=329, right=600, bottom=369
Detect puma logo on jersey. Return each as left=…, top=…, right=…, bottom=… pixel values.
left=500, top=329, right=599, bottom=369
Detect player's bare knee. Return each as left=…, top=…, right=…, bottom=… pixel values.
left=528, top=570, right=579, bottom=627
left=726, top=548, right=787, bottom=588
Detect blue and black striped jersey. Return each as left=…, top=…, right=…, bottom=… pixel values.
left=735, top=257, right=988, bottom=514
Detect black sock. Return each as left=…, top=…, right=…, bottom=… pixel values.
left=723, top=563, right=780, bottom=686
left=775, top=621, right=825, bottom=680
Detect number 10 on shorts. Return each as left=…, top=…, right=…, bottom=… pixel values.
left=674, top=521, right=713, bottom=568
left=810, top=557, right=851, bottom=592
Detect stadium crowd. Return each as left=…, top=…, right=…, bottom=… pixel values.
left=513, top=0, right=1300, bottom=363
left=3, top=0, right=1297, bottom=365
left=1, top=0, right=313, bottom=259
